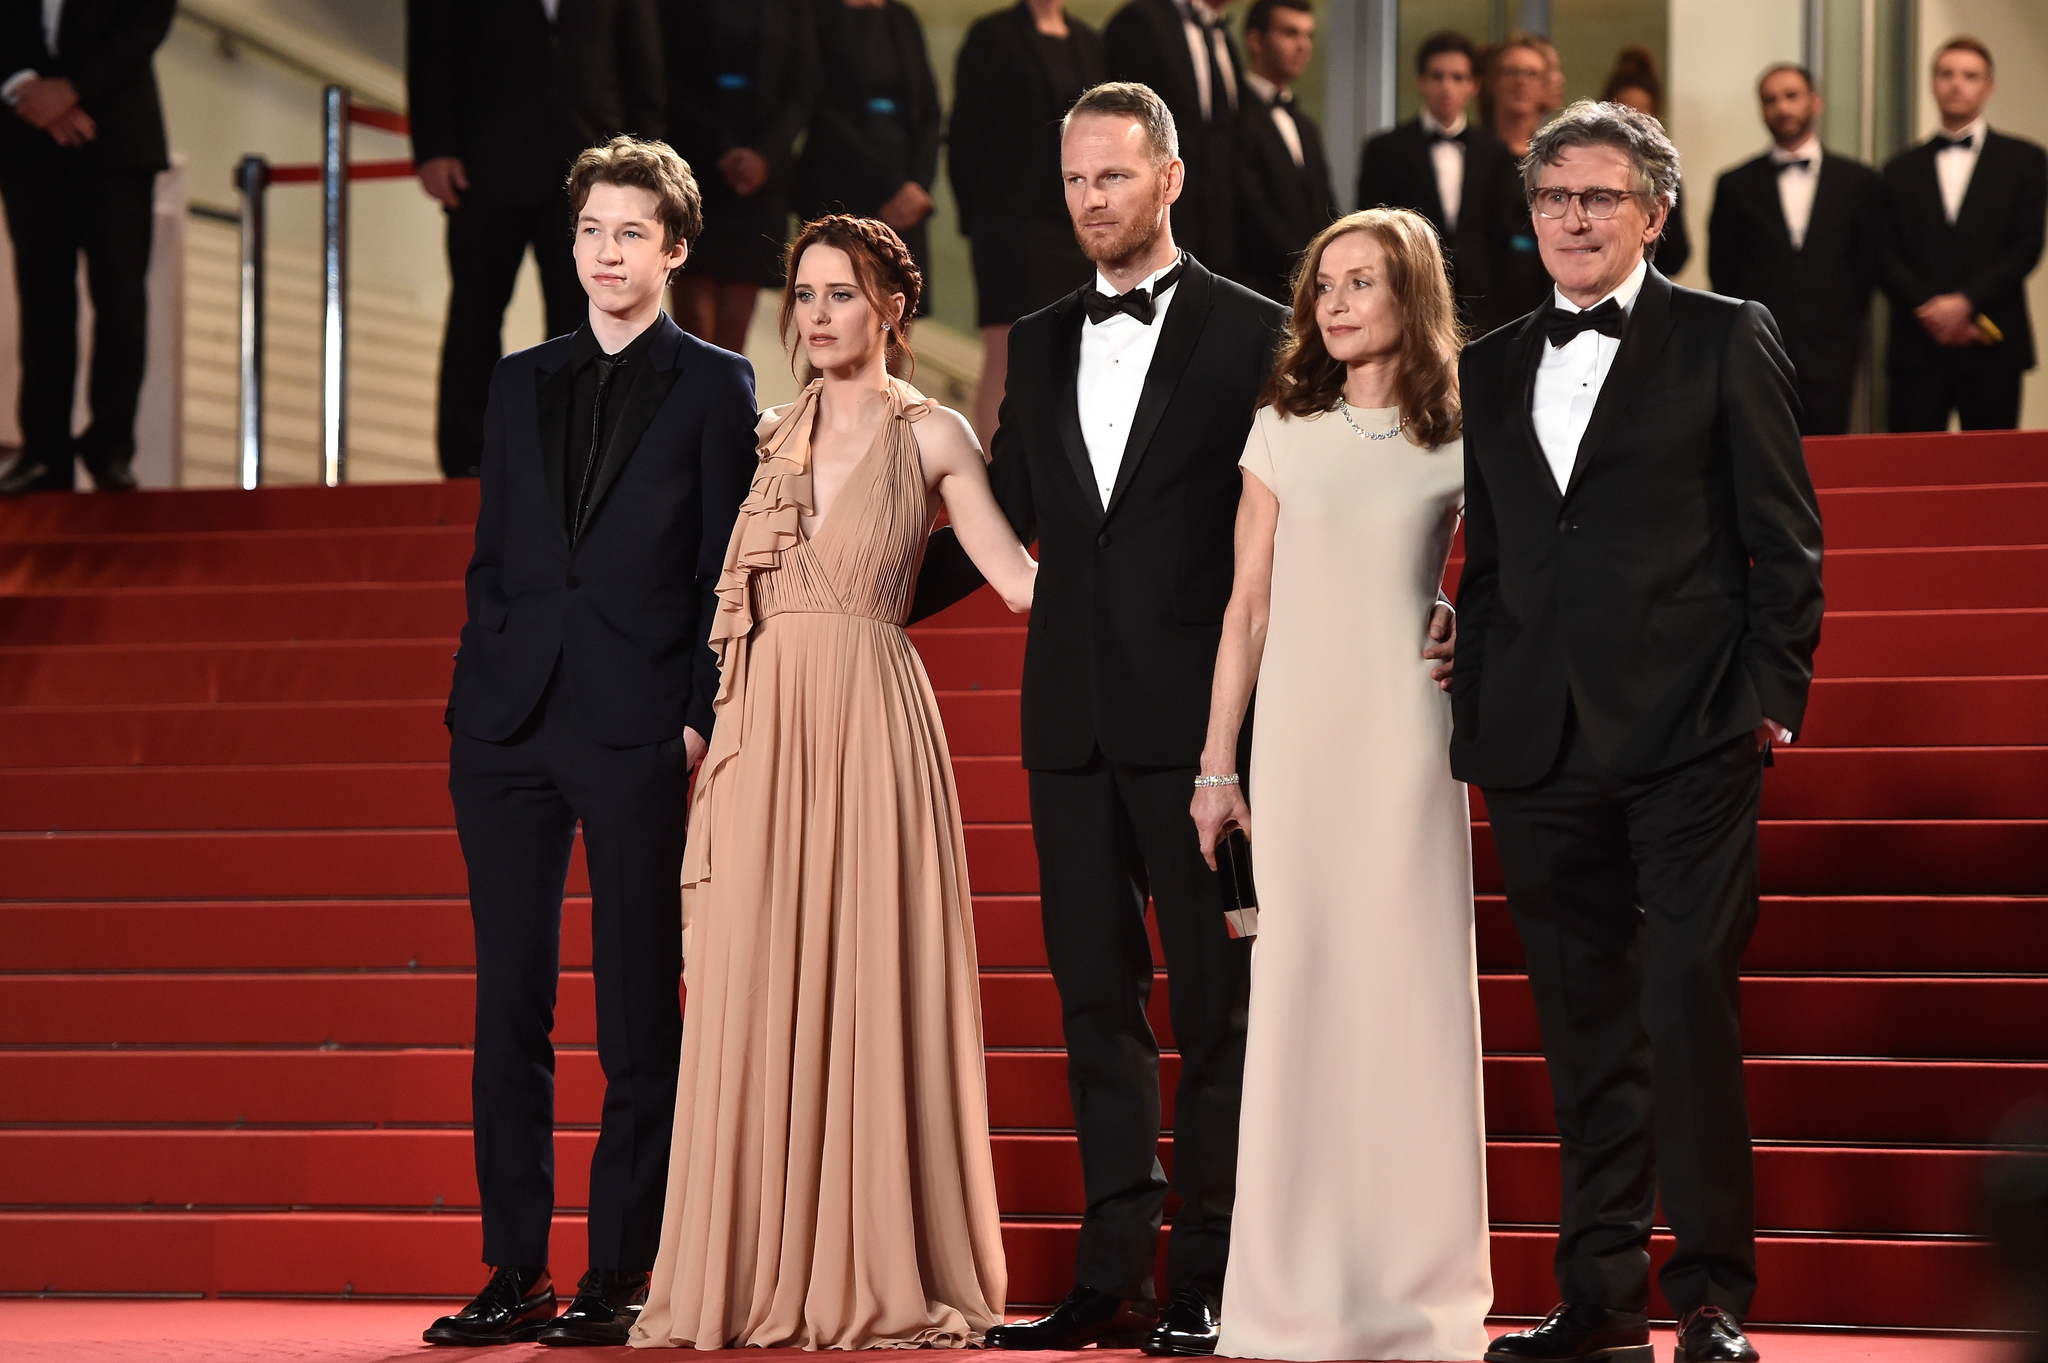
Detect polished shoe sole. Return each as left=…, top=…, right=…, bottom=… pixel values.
left=1673, top=1349, right=1758, bottom=1363
left=422, top=1320, right=555, bottom=1346
left=1483, top=1347, right=1652, bottom=1363
left=986, top=1327, right=1155, bottom=1351
left=1140, top=1340, right=1219, bottom=1357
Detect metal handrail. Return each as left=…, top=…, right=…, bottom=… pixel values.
left=233, top=87, right=412, bottom=488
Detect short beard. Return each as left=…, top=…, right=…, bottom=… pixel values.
left=1073, top=187, right=1168, bottom=269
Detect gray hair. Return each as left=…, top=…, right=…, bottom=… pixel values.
left=1521, top=98, right=1682, bottom=214
left=1063, top=81, right=1180, bottom=167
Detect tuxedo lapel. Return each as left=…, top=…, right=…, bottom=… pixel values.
left=580, top=315, right=688, bottom=538
left=1750, top=160, right=1795, bottom=252
left=1408, top=122, right=1448, bottom=227
left=1565, top=267, right=1676, bottom=501
left=1049, top=292, right=1099, bottom=523
left=1504, top=307, right=1554, bottom=503
left=533, top=348, right=575, bottom=541
left=1105, top=258, right=1212, bottom=517
left=1953, top=134, right=2007, bottom=239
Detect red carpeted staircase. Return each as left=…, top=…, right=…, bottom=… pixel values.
left=1, top=432, right=2043, bottom=1328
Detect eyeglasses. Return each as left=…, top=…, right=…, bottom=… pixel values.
left=1528, top=186, right=1642, bottom=219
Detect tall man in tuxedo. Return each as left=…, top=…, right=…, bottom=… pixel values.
left=912, top=82, right=1287, bottom=1358
left=1708, top=63, right=1883, bottom=437
left=0, top=0, right=175, bottom=496
left=1233, top=0, right=1334, bottom=302
left=1106, top=0, right=1244, bottom=282
left=1356, top=30, right=1526, bottom=334
left=407, top=0, right=665, bottom=478
left=1879, top=35, right=2047, bottom=432
left=427, top=137, right=757, bottom=1349
left=1456, top=103, right=1822, bottom=1363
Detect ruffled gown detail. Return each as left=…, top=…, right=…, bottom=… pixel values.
left=632, top=378, right=1007, bottom=1350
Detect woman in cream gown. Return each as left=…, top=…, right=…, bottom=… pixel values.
left=1192, top=210, right=1493, bottom=1361
left=632, top=216, right=1032, bottom=1351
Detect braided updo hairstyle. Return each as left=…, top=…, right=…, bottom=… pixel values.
left=779, top=214, right=923, bottom=378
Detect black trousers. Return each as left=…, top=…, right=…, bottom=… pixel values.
left=437, top=194, right=587, bottom=477
left=1888, top=351, right=2024, bottom=432
left=447, top=669, right=687, bottom=1272
left=1029, top=751, right=1252, bottom=1306
left=1482, top=713, right=1765, bottom=1318
left=0, top=148, right=155, bottom=482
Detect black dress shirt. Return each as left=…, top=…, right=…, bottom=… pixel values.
left=564, top=320, right=659, bottom=541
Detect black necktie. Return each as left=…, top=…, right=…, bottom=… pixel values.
left=572, top=356, right=623, bottom=539
left=1775, top=157, right=1812, bottom=174
left=1198, top=16, right=1233, bottom=119
left=1083, top=260, right=1186, bottom=326
left=1936, top=132, right=1974, bottom=150
left=1544, top=298, right=1627, bottom=348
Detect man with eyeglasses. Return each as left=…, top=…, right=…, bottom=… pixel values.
left=1453, top=102, right=1823, bottom=1363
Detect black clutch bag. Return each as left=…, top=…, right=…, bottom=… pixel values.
left=1215, top=828, right=1259, bottom=939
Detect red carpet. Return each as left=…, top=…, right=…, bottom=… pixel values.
left=1, top=428, right=2043, bottom=1333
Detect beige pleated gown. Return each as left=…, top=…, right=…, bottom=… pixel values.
left=1216, top=405, right=1492, bottom=1362
left=632, top=377, right=1007, bottom=1350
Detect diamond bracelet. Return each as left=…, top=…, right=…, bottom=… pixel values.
left=1193, top=773, right=1241, bottom=788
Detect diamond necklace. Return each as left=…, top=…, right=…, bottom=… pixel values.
left=1338, top=397, right=1404, bottom=441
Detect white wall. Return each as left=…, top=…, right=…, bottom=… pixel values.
left=1915, top=0, right=2048, bottom=428
left=1663, top=0, right=1803, bottom=292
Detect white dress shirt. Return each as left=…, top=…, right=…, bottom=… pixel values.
left=1772, top=132, right=1822, bottom=250
left=1244, top=72, right=1302, bottom=167
left=1175, top=0, right=1237, bottom=121
left=2, top=0, right=63, bottom=104
left=1420, top=109, right=1467, bottom=231
left=1935, top=116, right=1988, bottom=223
left=1077, top=259, right=1183, bottom=509
left=1531, top=258, right=1647, bottom=496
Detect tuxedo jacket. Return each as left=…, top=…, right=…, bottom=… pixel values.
left=0, top=0, right=173, bottom=171
left=448, top=315, right=759, bottom=748
left=1709, top=148, right=1883, bottom=382
left=948, top=1, right=1108, bottom=242
left=1356, top=118, right=1525, bottom=333
left=1880, top=129, right=2048, bottom=372
left=1236, top=87, right=1336, bottom=302
left=660, top=0, right=817, bottom=188
left=1106, top=0, right=1242, bottom=279
left=1452, top=267, right=1824, bottom=789
left=911, top=256, right=1289, bottom=769
left=406, top=0, right=665, bottom=203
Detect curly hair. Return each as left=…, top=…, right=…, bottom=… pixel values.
left=1261, top=209, right=1462, bottom=450
left=778, top=214, right=923, bottom=378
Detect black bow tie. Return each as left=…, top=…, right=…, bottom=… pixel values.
left=1429, top=128, right=1463, bottom=145
left=1083, top=260, right=1186, bottom=326
left=1936, top=132, right=1974, bottom=150
left=1544, top=298, right=1627, bottom=348
left=1775, top=156, right=1812, bottom=174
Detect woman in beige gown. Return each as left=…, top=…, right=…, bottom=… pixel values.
left=632, top=216, right=1032, bottom=1351
left=1192, top=210, right=1492, bottom=1361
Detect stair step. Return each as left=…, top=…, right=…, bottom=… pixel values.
left=0, top=481, right=482, bottom=538
left=0, top=584, right=466, bottom=645
left=0, top=1210, right=2001, bottom=1326
left=0, top=1129, right=1991, bottom=1239
left=1811, top=609, right=2048, bottom=677
left=1803, top=429, right=2048, bottom=487
left=0, top=526, right=475, bottom=590
left=1813, top=482, right=2048, bottom=549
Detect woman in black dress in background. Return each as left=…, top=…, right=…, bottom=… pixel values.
left=948, top=0, right=1107, bottom=442
left=662, top=0, right=819, bottom=354
left=798, top=0, right=941, bottom=315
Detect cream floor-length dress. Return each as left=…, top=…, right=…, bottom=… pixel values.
left=632, top=377, right=1007, bottom=1350
left=1216, top=404, right=1492, bottom=1362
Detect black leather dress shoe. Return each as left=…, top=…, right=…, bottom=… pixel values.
left=423, top=1265, right=556, bottom=1345
left=87, top=460, right=137, bottom=492
left=984, top=1285, right=1157, bottom=1350
left=1674, top=1306, right=1758, bottom=1362
left=1484, top=1302, right=1652, bottom=1363
left=534, top=1268, right=651, bottom=1346
left=1140, top=1289, right=1221, bottom=1357
left=0, top=459, right=69, bottom=496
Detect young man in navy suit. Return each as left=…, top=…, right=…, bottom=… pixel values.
left=428, top=135, right=758, bottom=1348
left=1880, top=35, right=2047, bottom=432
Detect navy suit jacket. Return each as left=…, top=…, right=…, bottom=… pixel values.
left=447, top=314, right=759, bottom=748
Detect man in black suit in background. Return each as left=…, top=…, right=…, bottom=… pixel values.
left=0, top=0, right=175, bottom=496
left=1880, top=35, right=2047, bottom=432
left=1458, top=103, right=1822, bottom=1363
left=1106, top=0, right=1244, bottom=282
left=1357, top=31, right=1525, bottom=334
left=1708, top=63, right=1883, bottom=436
left=1233, top=0, right=1334, bottom=302
left=407, top=0, right=665, bottom=478
left=425, top=137, right=757, bottom=1349
left=913, top=82, right=1287, bottom=1359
